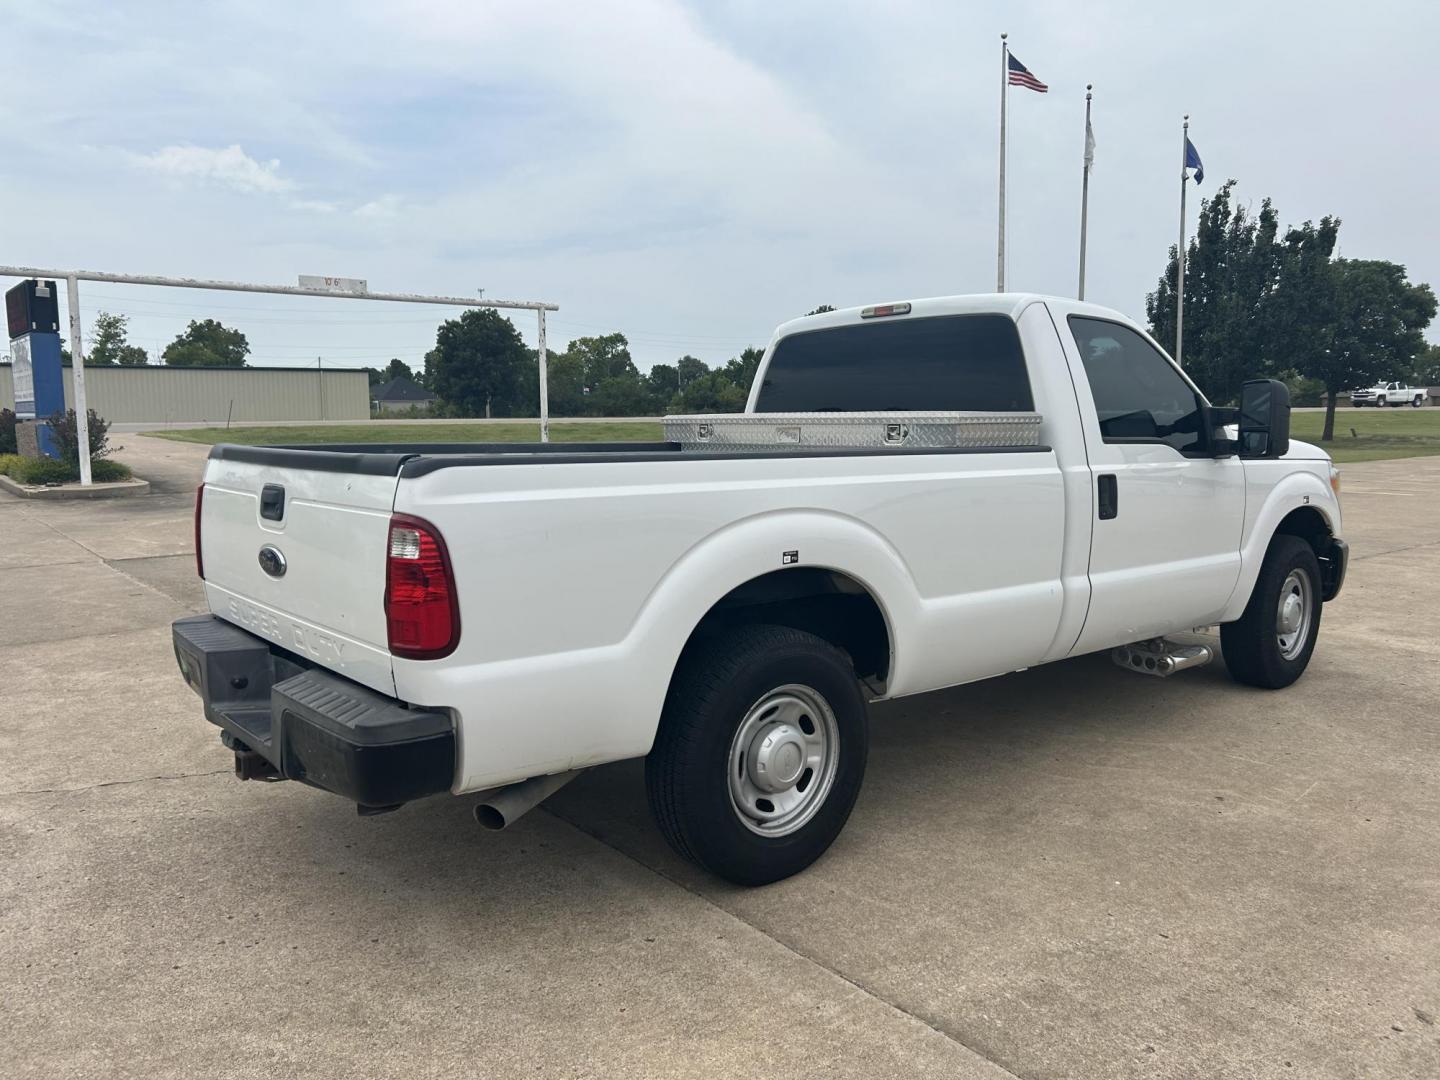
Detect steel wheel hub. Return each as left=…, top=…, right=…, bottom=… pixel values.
left=1275, top=568, right=1314, bottom=661
left=728, top=684, right=839, bottom=837
left=747, top=722, right=807, bottom=791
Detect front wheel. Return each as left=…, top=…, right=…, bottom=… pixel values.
left=646, top=624, right=868, bottom=886
left=1221, top=535, right=1323, bottom=689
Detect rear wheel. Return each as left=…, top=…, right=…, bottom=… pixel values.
left=1413, top=396, right=1425, bottom=408
left=646, top=624, right=868, bottom=886
left=1221, top=535, right=1322, bottom=689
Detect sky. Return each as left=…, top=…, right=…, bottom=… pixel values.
left=4, top=0, right=1438, bottom=375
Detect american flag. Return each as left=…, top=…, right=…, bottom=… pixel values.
left=1007, top=54, right=1048, bottom=93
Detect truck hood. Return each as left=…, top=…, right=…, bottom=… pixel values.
left=1284, top=438, right=1330, bottom=461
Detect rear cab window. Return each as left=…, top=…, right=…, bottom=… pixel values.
left=753, top=314, right=1034, bottom=413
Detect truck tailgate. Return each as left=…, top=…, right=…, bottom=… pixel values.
left=199, top=454, right=399, bottom=696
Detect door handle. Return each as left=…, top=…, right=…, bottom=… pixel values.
left=260, top=484, right=286, bottom=522
left=1097, top=474, right=1118, bottom=520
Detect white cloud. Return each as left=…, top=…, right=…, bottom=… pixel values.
left=129, top=144, right=293, bottom=194
left=288, top=198, right=339, bottom=214
left=354, top=194, right=403, bottom=219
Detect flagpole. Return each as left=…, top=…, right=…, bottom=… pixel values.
left=1176, top=114, right=1189, bottom=367
left=1078, top=84, right=1093, bottom=300
left=996, top=32, right=1008, bottom=292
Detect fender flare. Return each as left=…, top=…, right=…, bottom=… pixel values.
left=620, top=508, right=922, bottom=730
left=1219, top=470, right=1339, bottom=623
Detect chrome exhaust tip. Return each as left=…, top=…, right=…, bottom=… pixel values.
left=1112, top=641, right=1214, bottom=678
left=473, top=770, right=584, bottom=830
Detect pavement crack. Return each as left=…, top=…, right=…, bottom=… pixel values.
left=16, top=507, right=109, bottom=562
left=7, top=768, right=231, bottom=796
left=545, top=808, right=1030, bottom=1080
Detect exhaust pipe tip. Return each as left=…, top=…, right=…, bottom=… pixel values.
left=473, top=803, right=509, bottom=831
left=472, top=769, right=584, bottom=831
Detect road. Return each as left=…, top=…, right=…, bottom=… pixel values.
left=2, top=437, right=1437, bottom=1079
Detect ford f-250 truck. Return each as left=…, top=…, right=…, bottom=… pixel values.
left=172, top=294, right=1348, bottom=885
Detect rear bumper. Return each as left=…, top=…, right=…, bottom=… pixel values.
left=172, top=614, right=455, bottom=808
left=1321, top=537, right=1349, bottom=602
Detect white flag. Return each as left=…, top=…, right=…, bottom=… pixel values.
left=1084, top=115, right=1096, bottom=173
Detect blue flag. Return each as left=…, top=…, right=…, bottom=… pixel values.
left=1185, top=137, right=1205, bottom=184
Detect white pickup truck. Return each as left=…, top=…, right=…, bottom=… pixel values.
left=1350, top=381, right=1426, bottom=407
left=173, top=294, right=1348, bottom=885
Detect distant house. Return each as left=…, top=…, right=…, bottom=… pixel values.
left=371, top=376, right=437, bottom=415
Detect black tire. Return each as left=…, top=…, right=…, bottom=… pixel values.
left=1221, top=535, right=1323, bottom=689
left=1413, top=397, right=1424, bottom=408
left=646, top=624, right=868, bottom=886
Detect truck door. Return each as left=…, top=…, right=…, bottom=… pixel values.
left=1057, top=313, right=1246, bottom=655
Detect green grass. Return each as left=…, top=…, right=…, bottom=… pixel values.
left=1291, top=408, right=1440, bottom=463
left=145, top=421, right=665, bottom=446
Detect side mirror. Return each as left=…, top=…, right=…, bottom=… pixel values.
left=1238, top=379, right=1290, bottom=458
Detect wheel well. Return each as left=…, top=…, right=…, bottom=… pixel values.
left=682, top=568, right=892, bottom=690
left=1274, top=506, right=1331, bottom=557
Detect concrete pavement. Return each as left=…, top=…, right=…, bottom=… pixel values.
left=1, top=436, right=1436, bottom=1079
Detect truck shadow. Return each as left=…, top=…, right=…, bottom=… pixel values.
left=541, top=642, right=1258, bottom=890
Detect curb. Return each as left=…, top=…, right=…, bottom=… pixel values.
left=0, top=474, right=152, bottom=500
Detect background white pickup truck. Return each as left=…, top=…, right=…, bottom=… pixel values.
left=173, top=294, right=1348, bottom=885
left=1350, top=381, right=1427, bottom=407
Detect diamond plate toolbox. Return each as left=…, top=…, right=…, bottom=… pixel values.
left=663, top=411, right=1044, bottom=451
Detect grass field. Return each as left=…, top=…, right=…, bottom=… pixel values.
left=143, top=410, right=1440, bottom=463
left=1290, top=408, right=1440, bottom=463
left=146, top=421, right=665, bottom=446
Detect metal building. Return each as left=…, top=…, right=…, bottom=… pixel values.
left=0, top=363, right=369, bottom=424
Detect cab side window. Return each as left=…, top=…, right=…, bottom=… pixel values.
left=1068, top=317, right=1207, bottom=455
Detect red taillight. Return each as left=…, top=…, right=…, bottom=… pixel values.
left=385, top=513, right=460, bottom=659
left=194, top=484, right=205, bottom=580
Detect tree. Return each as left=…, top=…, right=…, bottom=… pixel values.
left=1146, top=181, right=1281, bottom=404
left=163, top=319, right=249, bottom=367
left=88, top=311, right=149, bottom=366
left=382, top=357, right=413, bottom=382
left=1268, top=217, right=1342, bottom=438
left=646, top=363, right=680, bottom=403
left=1407, top=342, right=1440, bottom=387
left=558, top=333, right=642, bottom=416
left=675, top=371, right=746, bottom=413
left=677, top=355, right=709, bottom=389
left=425, top=309, right=529, bottom=417
left=806, top=304, right=836, bottom=315
left=594, top=374, right=655, bottom=417
left=537, top=348, right=585, bottom=417
left=1306, top=260, right=1435, bottom=440
left=721, top=346, right=765, bottom=394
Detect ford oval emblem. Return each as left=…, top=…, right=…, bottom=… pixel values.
left=258, top=544, right=287, bottom=579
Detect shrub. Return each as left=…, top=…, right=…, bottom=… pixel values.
left=45, top=408, right=118, bottom=464
left=0, top=408, right=16, bottom=454
left=3, top=455, right=75, bottom=485
left=91, top=459, right=132, bottom=482
left=0, top=451, right=131, bottom=485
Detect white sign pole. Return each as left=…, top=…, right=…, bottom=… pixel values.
left=537, top=308, right=550, bottom=443
left=65, top=274, right=93, bottom=485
